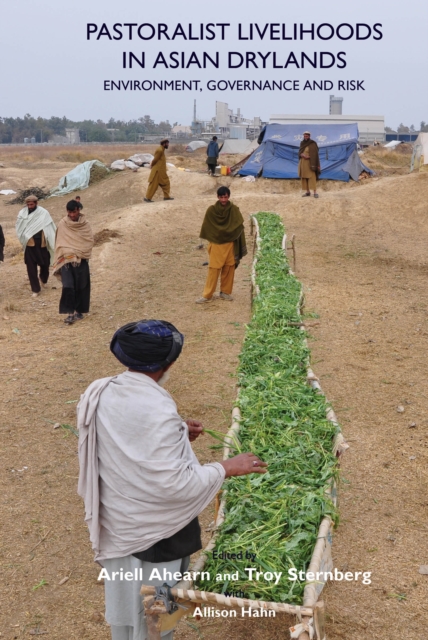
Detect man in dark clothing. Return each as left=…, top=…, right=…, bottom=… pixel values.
left=52, top=200, right=94, bottom=325
left=206, top=136, right=219, bottom=176
left=0, top=224, right=5, bottom=262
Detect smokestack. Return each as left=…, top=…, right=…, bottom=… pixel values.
left=193, top=99, right=196, bottom=122
left=329, top=95, right=343, bottom=115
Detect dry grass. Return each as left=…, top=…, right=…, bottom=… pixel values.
left=0, top=144, right=159, bottom=166
left=1, top=145, right=428, bottom=640
left=362, top=146, right=413, bottom=173
left=4, top=236, right=23, bottom=258
left=4, top=301, right=22, bottom=312
left=169, top=144, right=187, bottom=154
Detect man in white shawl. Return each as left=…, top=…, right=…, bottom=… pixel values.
left=77, top=319, right=267, bottom=640
left=15, top=195, right=56, bottom=297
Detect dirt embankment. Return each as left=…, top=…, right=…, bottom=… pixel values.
left=1, top=149, right=428, bottom=640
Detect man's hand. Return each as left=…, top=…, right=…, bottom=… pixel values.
left=220, top=452, right=268, bottom=478
left=186, top=419, right=204, bottom=442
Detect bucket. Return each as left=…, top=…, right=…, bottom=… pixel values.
left=220, top=166, right=231, bottom=176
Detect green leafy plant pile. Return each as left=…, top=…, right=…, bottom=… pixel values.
left=198, top=212, right=339, bottom=604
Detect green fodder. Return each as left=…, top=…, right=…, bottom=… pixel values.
left=88, top=163, right=110, bottom=185
left=198, top=212, right=339, bottom=604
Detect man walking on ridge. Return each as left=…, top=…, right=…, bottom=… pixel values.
left=144, top=139, right=174, bottom=203
left=15, top=195, right=56, bottom=297
left=52, top=200, right=94, bottom=325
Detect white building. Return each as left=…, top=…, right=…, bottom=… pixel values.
left=65, top=128, right=81, bottom=144
left=171, top=125, right=192, bottom=137
left=215, top=101, right=262, bottom=139
left=270, top=114, right=385, bottom=145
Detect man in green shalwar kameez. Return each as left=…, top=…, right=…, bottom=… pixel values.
left=196, top=186, right=247, bottom=304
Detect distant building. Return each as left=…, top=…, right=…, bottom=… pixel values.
left=214, top=101, right=263, bottom=139
left=270, top=114, right=385, bottom=145
left=65, top=128, right=80, bottom=144
left=50, top=134, right=69, bottom=144
left=171, top=125, right=192, bottom=137
left=329, top=95, right=343, bottom=115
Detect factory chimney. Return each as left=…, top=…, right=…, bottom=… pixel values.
left=329, top=95, right=343, bottom=115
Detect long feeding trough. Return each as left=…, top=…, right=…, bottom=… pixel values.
left=141, top=213, right=348, bottom=640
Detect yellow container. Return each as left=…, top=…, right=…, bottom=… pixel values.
left=220, top=166, right=228, bottom=176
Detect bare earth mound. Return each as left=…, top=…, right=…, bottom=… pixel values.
left=1, top=150, right=428, bottom=640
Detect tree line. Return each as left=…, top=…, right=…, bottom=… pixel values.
left=0, top=114, right=173, bottom=144
left=385, top=122, right=428, bottom=133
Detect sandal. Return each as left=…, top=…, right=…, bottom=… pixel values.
left=301, top=192, right=311, bottom=197
left=314, top=193, right=319, bottom=198
left=64, top=314, right=75, bottom=325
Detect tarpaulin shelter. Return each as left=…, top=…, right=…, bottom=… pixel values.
left=219, top=139, right=259, bottom=155
left=411, top=133, right=428, bottom=172
left=238, top=123, right=373, bottom=182
left=186, top=141, right=208, bottom=152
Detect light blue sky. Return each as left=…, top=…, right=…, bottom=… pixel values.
left=1, top=0, right=427, bottom=129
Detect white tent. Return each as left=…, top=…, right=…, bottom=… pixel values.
left=411, top=133, right=428, bottom=172
left=186, top=141, right=207, bottom=152
left=383, top=140, right=403, bottom=149
left=220, top=139, right=259, bottom=155
left=414, top=133, right=428, bottom=164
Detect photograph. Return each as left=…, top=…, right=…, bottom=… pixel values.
left=1, top=1, right=428, bottom=639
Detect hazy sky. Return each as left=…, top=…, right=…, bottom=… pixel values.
left=1, top=0, right=427, bottom=129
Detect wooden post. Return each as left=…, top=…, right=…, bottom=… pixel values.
left=143, top=595, right=162, bottom=640
left=291, top=234, right=296, bottom=272
left=313, top=601, right=326, bottom=640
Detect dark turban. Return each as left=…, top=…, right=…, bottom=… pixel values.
left=110, top=319, right=184, bottom=373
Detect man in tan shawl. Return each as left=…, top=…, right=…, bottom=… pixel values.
left=298, top=131, right=321, bottom=198
left=52, top=200, right=94, bottom=325
left=144, top=139, right=174, bottom=202
left=77, top=319, right=266, bottom=640
left=196, top=186, right=247, bottom=304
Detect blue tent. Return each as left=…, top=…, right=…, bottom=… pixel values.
left=238, top=123, right=373, bottom=182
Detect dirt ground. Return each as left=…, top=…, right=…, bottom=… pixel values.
left=1, top=147, right=428, bottom=639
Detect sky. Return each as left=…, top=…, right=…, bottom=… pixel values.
left=1, top=0, right=427, bottom=129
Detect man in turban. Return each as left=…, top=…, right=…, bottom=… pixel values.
left=52, top=200, right=94, bottom=325
left=77, top=319, right=266, bottom=640
left=15, top=195, right=56, bottom=297
left=298, top=131, right=321, bottom=198
left=144, top=139, right=174, bottom=203
left=196, top=186, right=247, bottom=304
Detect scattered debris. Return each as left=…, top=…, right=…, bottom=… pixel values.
left=58, top=576, right=70, bottom=586
left=396, top=405, right=405, bottom=413
left=419, top=566, right=428, bottom=575
left=93, top=229, right=122, bottom=246
left=7, top=187, right=50, bottom=205
left=409, top=422, right=417, bottom=428
left=128, top=153, right=153, bottom=166
left=90, top=612, right=104, bottom=623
